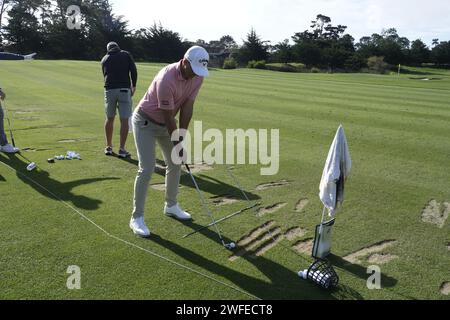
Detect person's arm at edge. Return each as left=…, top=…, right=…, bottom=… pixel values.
left=129, top=53, right=138, bottom=96
left=101, top=56, right=107, bottom=85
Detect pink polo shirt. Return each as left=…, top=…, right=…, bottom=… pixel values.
left=137, top=60, right=204, bottom=124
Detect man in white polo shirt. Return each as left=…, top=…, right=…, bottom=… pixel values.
left=129, top=46, right=209, bottom=237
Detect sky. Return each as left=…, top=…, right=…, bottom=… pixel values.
left=109, top=0, right=450, bottom=47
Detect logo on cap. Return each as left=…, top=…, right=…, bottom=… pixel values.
left=199, top=58, right=209, bottom=67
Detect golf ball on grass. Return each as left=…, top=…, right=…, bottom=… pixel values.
left=228, top=242, right=236, bottom=249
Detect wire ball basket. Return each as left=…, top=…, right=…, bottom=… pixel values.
left=307, top=259, right=339, bottom=289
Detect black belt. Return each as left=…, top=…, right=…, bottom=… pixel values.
left=137, top=108, right=166, bottom=127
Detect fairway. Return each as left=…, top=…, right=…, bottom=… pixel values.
left=1, top=60, right=450, bottom=299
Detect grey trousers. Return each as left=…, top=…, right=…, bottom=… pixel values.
left=132, top=111, right=181, bottom=218
left=0, top=106, right=8, bottom=146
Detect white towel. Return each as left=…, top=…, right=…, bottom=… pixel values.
left=319, top=125, right=351, bottom=217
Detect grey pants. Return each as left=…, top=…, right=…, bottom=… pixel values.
left=132, top=111, right=181, bottom=218
left=0, top=106, right=8, bottom=146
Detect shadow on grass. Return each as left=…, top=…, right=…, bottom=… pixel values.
left=328, top=254, right=416, bottom=299
left=147, top=219, right=364, bottom=300
left=328, top=254, right=397, bottom=288
left=119, top=157, right=260, bottom=201
left=0, top=153, right=120, bottom=210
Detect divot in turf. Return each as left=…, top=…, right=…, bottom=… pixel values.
left=255, top=179, right=290, bottom=191
left=257, top=202, right=287, bottom=216
left=230, top=226, right=282, bottom=261
left=292, top=238, right=314, bottom=254
left=151, top=183, right=183, bottom=191
left=367, top=253, right=398, bottom=264
left=343, top=240, right=398, bottom=264
left=210, top=195, right=239, bottom=206
left=421, top=200, right=449, bottom=228
left=295, top=198, right=309, bottom=212
left=284, top=227, right=307, bottom=240
left=440, top=282, right=450, bottom=295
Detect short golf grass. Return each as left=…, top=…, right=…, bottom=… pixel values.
left=1, top=60, right=450, bottom=299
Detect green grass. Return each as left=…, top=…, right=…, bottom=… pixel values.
left=1, top=61, right=450, bottom=299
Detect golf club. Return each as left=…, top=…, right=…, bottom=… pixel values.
left=225, top=165, right=259, bottom=212
left=184, top=163, right=235, bottom=250
left=183, top=202, right=261, bottom=238
left=1, top=100, right=16, bottom=147
left=16, top=152, right=37, bottom=171
left=224, top=165, right=289, bottom=250
left=17, top=151, right=32, bottom=163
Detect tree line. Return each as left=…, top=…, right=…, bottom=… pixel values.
left=1, top=1, right=449, bottom=71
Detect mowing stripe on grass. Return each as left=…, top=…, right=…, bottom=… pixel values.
left=0, top=160, right=260, bottom=300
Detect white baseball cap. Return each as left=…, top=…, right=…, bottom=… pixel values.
left=184, top=46, right=209, bottom=77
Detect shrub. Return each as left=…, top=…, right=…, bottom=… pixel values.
left=223, top=57, right=237, bottom=69
left=367, top=56, right=389, bottom=74
left=254, top=60, right=266, bottom=69
left=311, top=67, right=320, bottom=73
left=266, top=63, right=296, bottom=72
left=344, top=54, right=366, bottom=71
left=247, top=60, right=266, bottom=69
left=265, top=63, right=307, bottom=72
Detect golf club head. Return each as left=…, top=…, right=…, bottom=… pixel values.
left=26, top=162, right=37, bottom=171
left=224, top=242, right=236, bottom=250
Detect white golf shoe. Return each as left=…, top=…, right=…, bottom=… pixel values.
left=164, top=203, right=192, bottom=220
left=0, top=143, right=20, bottom=153
left=129, top=216, right=150, bottom=237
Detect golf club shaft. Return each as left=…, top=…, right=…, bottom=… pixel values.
left=225, top=165, right=261, bottom=216
left=183, top=202, right=261, bottom=238
left=225, top=166, right=285, bottom=249
left=184, top=163, right=226, bottom=244
left=6, top=117, right=16, bottom=147
left=17, top=152, right=32, bottom=164
left=225, top=165, right=250, bottom=202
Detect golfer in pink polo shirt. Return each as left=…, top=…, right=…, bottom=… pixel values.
left=129, top=46, right=209, bottom=237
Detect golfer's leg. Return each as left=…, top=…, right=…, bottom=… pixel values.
left=119, top=118, right=129, bottom=150
left=104, top=89, right=118, bottom=148
left=118, top=89, right=132, bottom=150
left=0, top=106, right=8, bottom=146
left=105, top=117, right=115, bottom=147
left=132, top=113, right=156, bottom=218
left=157, top=136, right=181, bottom=207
